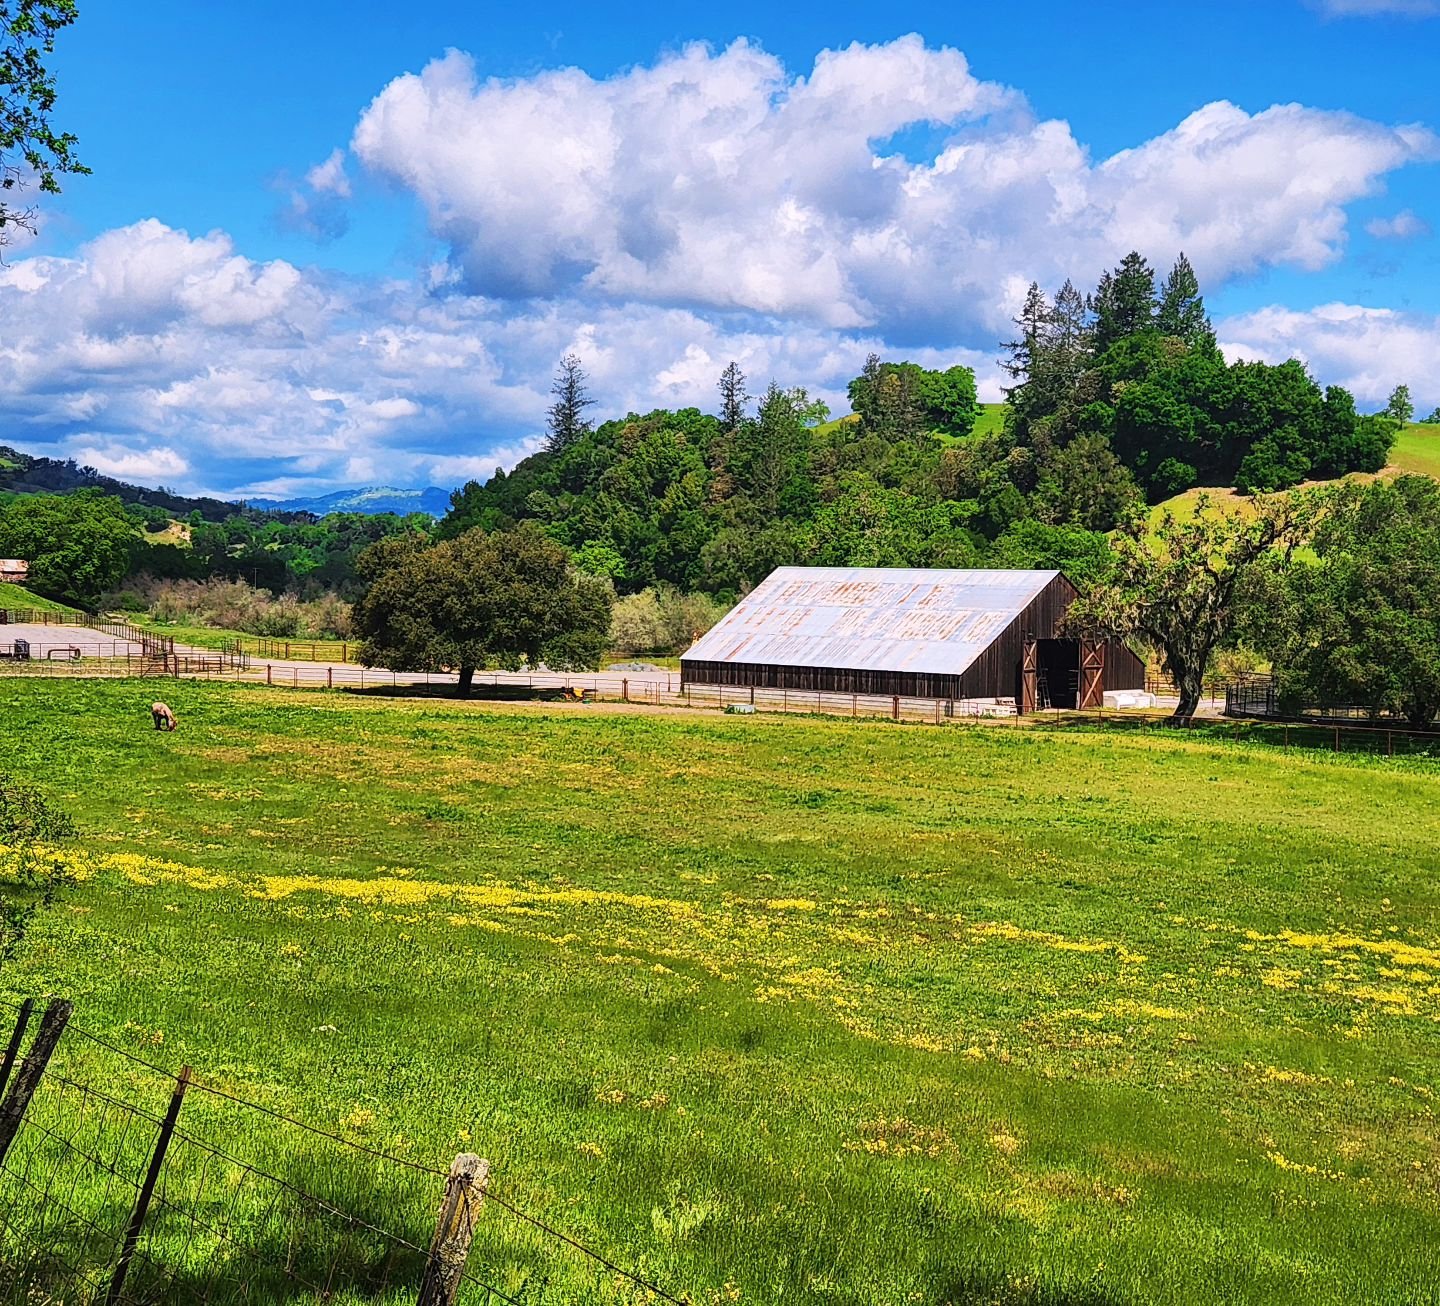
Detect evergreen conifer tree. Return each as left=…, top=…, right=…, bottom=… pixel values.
left=718, top=361, right=749, bottom=431
left=1091, top=252, right=1156, bottom=351
left=1156, top=253, right=1213, bottom=346
left=545, top=354, right=595, bottom=454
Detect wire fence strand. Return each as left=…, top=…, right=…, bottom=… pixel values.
left=0, top=997, right=687, bottom=1305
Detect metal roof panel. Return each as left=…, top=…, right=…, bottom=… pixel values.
left=682, top=567, right=1061, bottom=676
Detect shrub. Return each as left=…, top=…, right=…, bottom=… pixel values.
left=116, top=577, right=352, bottom=639
left=0, top=774, right=76, bottom=971
left=610, top=587, right=728, bottom=656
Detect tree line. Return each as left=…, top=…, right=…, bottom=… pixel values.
left=1074, top=475, right=1440, bottom=726
left=441, top=252, right=1402, bottom=603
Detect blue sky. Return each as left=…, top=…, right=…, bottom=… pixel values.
left=2, top=0, right=1437, bottom=496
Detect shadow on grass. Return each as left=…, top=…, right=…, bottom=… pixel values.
left=927, top=1264, right=1122, bottom=1306
left=1033, top=712, right=1440, bottom=759
left=342, top=682, right=585, bottom=704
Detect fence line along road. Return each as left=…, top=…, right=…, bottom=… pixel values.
left=0, top=651, right=1022, bottom=725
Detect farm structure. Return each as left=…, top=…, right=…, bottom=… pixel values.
left=681, top=567, right=1146, bottom=711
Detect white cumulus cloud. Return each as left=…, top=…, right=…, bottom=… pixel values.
left=1365, top=208, right=1431, bottom=239
left=1, top=36, right=1436, bottom=497
left=1218, top=302, right=1440, bottom=411
left=71, top=443, right=190, bottom=483
left=351, top=38, right=1437, bottom=341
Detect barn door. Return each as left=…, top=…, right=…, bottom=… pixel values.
left=1020, top=637, right=1037, bottom=715
left=1079, top=639, right=1105, bottom=710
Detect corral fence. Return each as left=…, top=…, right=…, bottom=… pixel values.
left=0, top=608, right=91, bottom=627
left=246, top=637, right=359, bottom=664
left=1224, top=673, right=1440, bottom=743
left=0, top=997, right=688, bottom=1306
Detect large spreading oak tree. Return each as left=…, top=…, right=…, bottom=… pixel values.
left=1069, top=492, right=1314, bottom=720
left=351, top=523, right=613, bottom=697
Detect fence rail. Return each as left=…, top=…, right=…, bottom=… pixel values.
left=0, top=607, right=89, bottom=627
left=0, top=997, right=687, bottom=1306
left=1224, top=674, right=1432, bottom=730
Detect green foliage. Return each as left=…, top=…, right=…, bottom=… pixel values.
left=1265, top=477, right=1440, bottom=728
left=1070, top=490, right=1315, bottom=717
left=609, top=586, right=726, bottom=656
left=1385, top=383, right=1414, bottom=425
left=0, top=488, right=136, bottom=604
left=987, top=519, right=1115, bottom=590
left=847, top=354, right=977, bottom=439
left=351, top=523, right=613, bottom=692
left=5, top=680, right=1440, bottom=1304
left=1090, top=251, right=1156, bottom=351
left=546, top=353, right=595, bottom=454
left=1006, top=253, right=1384, bottom=503
left=0, top=0, right=87, bottom=246
left=0, top=769, right=74, bottom=969
left=799, top=477, right=981, bottom=568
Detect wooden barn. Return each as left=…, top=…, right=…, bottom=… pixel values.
left=681, top=566, right=1145, bottom=712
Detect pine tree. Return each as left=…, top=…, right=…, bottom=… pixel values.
left=1156, top=253, right=1213, bottom=346
left=545, top=354, right=595, bottom=454
left=1050, top=278, right=1090, bottom=380
left=1001, top=282, right=1053, bottom=387
left=1091, top=252, right=1156, bottom=351
left=718, top=361, right=749, bottom=431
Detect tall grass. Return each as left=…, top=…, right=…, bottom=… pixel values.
left=1, top=681, right=1437, bottom=1303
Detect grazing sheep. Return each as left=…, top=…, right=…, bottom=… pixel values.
left=150, top=701, right=177, bottom=732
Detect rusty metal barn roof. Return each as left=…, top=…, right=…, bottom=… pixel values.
left=682, top=567, right=1062, bottom=676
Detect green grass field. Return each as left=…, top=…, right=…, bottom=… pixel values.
left=0, top=582, right=79, bottom=614
left=1390, top=421, right=1440, bottom=479
left=971, top=402, right=1006, bottom=439
left=2, top=681, right=1439, bottom=1303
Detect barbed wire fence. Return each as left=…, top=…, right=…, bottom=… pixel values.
left=0, top=997, right=690, bottom=1306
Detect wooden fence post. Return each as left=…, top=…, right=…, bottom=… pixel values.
left=892, top=695, right=899, bottom=721
left=266, top=663, right=273, bottom=685
left=0, top=998, right=34, bottom=1100
left=327, top=665, right=333, bottom=688
left=0, top=998, right=71, bottom=1166
left=105, top=1066, right=191, bottom=1306
left=417, top=1153, right=489, bottom=1306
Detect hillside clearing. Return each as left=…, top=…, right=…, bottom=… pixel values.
left=1391, top=421, right=1440, bottom=479
left=1, top=681, right=1438, bottom=1303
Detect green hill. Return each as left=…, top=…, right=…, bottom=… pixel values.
left=1390, top=421, right=1440, bottom=478
left=0, top=581, right=80, bottom=614
left=971, top=401, right=1006, bottom=438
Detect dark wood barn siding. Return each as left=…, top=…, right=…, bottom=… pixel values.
left=953, top=573, right=1075, bottom=698
left=682, top=571, right=1146, bottom=700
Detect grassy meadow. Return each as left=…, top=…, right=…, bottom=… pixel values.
left=1, top=680, right=1439, bottom=1304
left=0, top=582, right=78, bottom=614
left=1390, top=421, right=1440, bottom=480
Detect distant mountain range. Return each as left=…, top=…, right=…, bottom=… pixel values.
left=245, top=486, right=454, bottom=517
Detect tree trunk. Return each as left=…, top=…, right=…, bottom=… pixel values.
left=456, top=665, right=474, bottom=699
left=1169, top=654, right=1204, bottom=722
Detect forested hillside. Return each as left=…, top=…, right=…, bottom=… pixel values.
left=442, top=252, right=1398, bottom=598
left=0, top=251, right=1407, bottom=613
